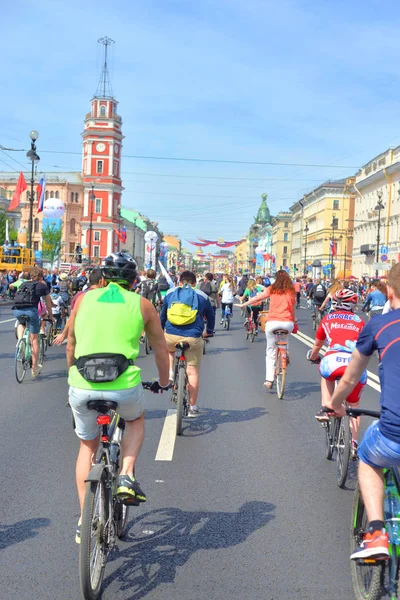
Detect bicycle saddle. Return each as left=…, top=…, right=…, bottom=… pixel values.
left=272, top=329, right=289, bottom=335
left=87, top=400, right=118, bottom=413
left=175, top=341, right=190, bottom=350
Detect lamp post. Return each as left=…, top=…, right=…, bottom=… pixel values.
left=375, top=191, right=384, bottom=280
left=303, top=222, right=309, bottom=276
left=330, top=214, right=338, bottom=280
left=26, top=130, right=40, bottom=250
left=88, top=184, right=95, bottom=265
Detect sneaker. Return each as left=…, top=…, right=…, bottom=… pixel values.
left=351, top=440, right=359, bottom=460
left=117, top=475, right=146, bottom=503
left=220, top=320, right=224, bottom=325
left=187, top=406, right=199, bottom=418
left=315, top=409, right=329, bottom=422
left=31, top=367, right=41, bottom=379
left=350, top=529, right=389, bottom=560
left=75, top=517, right=82, bottom=544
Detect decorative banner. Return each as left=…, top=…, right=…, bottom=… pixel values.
left=144, top=230, right=158, bottom=269
left=186, top=240, right=209, bottom=247
left=263, top=253, right=271, bottom=261
left=255, top=246, right=263, bottom=255
left=114, top=224, right=127, bottom=244
left=144, top=231, right=158, bottom=244
left=159, top=242, right=169, bottom=268
left=158, top=260, right=174, bottom=288
left=43, top=199, right=65, bottom=219
left=187, top=238, right=243, bottom=248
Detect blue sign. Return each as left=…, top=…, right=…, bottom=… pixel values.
left=322, top=266, right=330, bottom=275
left=284, top=266, right=290, bottom=273
left=381, top=254, right=388, bottom=262
left=381, top=246, right=388, bottom=255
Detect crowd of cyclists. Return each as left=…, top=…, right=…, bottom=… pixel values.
left=6, top=253, right=400, bottom=578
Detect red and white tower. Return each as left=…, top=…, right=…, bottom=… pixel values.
left=81, top=36, right=124, bottom=261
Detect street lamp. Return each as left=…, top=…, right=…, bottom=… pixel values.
left=26, top=130, right=40, bottom=250
left=330, top=214, right=339, bottom=279
left=88, top=184, right=95, bottom=265
left=375, top=191, right=384, bottom=279
left=303, top=222, right=309, bottom=276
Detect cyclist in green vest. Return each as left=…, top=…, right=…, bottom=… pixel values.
left=66, top=252, right=170, bottom=544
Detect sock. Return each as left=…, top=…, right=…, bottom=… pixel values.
left=191, top=404, right=197, bottom=410
left=368, top=520, right=384, bottom=533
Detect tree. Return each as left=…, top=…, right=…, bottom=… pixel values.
left=42, top=222, right=62, bottom=265
left=0, top=209, right=18, bottom=243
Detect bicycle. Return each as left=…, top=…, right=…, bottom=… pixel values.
left=244, top=307, right=257, bottom=342
left=273, top=328, right=289, bottom=399
left=222, top=306, right=232, bottom=330
left=312, top=305, right=324, bottom=330
left=79, top=400, right=132, bottom=600
left=323, top=404, right=354, bottom=488
left=335, top=406, right=400, bottom=600
left=38, top=318, right=53, bottom=368
left=171, top=341, right=190, bottom=436
left=15, top=316, right=33, bottom=383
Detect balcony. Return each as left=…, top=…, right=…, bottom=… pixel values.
left=360, top=244, right=375, bottom=256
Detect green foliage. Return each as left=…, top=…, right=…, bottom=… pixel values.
left=42, top=222, right=62, bottom=264
left=0, top=209, right=18, bottom=243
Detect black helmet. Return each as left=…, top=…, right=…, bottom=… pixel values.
left=101, top=252, right=137, bottom=285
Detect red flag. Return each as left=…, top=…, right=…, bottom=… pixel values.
left=8, top=172, right=27, bottom=211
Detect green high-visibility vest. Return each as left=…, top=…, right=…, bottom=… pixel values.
left=68, top=283, right=144, bottom=390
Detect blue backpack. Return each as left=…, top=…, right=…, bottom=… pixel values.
left=167, top=284, right=199, bottom=326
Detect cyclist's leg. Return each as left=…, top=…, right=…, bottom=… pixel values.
left=220, top=302, right=226, bottom=322
left=317, top=354, right=343, bottom=419
left=164, top=333, right=178, bottom=380
left=184, top=337, right=203, bottom=407
left=264, top=321, right=281, bottom=384
left=346, top=372, right=367, bottom=443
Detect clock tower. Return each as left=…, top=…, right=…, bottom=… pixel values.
left=81, top=37, right=124, bottom=261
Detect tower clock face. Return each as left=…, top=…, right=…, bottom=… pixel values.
left=96, top=142, right=106, bottom=153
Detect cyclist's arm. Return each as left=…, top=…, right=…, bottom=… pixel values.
left=328, top=349, right=370, bottom=412
left=241, top=287, right=270, bottom=308
left=44, top=294, right=54, bottom=320
left=362, top=294, right=371, bottom=311
left=66, top=293, right=86, bottom=368
left=141, top=297, right=169, bottom=386
left=319, top=294, right=330, bottom=311
left=309, top=339, right=324, bottom=361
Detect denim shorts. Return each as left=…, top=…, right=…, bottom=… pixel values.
left=13, top=307, right=40, bottom=334
left=358, top=421, right=400, bottom=468
left=69, top=385, right=145, bottom=440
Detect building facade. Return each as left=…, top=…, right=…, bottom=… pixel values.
left=271, top=212, right=292, bottom=272
left=290, top=178, right=355, bottom=278
left=163, top=234, right=181, bottom=270
left=352, top=146, right=400, bottom=279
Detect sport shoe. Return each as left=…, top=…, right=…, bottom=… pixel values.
left=75, top=517, right=82, bottom=544
left=315, top=409, right=329, bottom=422
left=351, top=440, right=359, bottom=460
left=117, top=475, right=146, bottom=503
left=187, top=406, right=199, bottom=418
left=350, top=529, right=389, bottom=560
left=31, top=367, right=41, bottom=379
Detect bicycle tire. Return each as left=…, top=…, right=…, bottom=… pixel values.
left=325, top=417, right=334, bottom=460
left=79, top=478, right=108, bottom=600
left=145, top=334, right=150, bottom=355
left=115, top=501, right=130, bottom=539
left=250, top=330, right=255, bottom=343
left=38, top=336, right=45, bottom=368
left=176, top=367, right=185, bottom=436
left=227, top=317, right=230, bottom=331
left=276, top=350, right=286, bottom=399
left=223, top=318, right=227, bottom=330
left=350, top=485, right=384, bottom=600
left=337, top=415, right=351, bottom=488
left=15, top=339, right=27, bottom=383
left=203, top=340, right=206, bottom=355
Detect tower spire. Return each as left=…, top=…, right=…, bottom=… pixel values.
left=95, top=36, right=115, bottom=98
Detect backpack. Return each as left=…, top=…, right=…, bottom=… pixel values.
left=263, top=277, right=271, bottom=287
left=167, top=284, right=199, bottom=326
left=158, top=275, right=170, bottom=292
left=200, top=281, right=212, bottom=296
left=14, top=281, right=38, bottom=308
left=71, top=277, right=79, bottom=292
left=314, top=284, right=327, bottom=301
left=141, top=280, right=157, bottom=302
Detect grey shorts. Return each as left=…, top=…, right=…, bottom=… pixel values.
left=69, top=385, right=145, bottom=440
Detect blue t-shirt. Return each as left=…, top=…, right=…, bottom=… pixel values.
left=356, top=308, right=400, bottom=443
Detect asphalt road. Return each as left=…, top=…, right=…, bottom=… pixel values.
left=0, top=299, right=382, bottom=600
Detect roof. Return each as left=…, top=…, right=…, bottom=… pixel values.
left=0, top=171, right=82, bottom=184
left=120, top=208, right=147, bottom=231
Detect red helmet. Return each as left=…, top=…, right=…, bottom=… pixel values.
left=332, top=288, right=358, bottom=311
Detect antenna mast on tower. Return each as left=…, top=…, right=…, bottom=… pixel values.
left=95, top=36, right=115, bottom=98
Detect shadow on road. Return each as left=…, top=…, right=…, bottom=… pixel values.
left=0, top=353, right=15, bottom=360
left=206, top=346, right=249, bottom=355
left=271, top=381, right=321, bottom=402
left=144, top=409, right=170, bottom=421
left=38, top=370, right=68, bottom=381
left=105, top=502, right=275, bottom=599
left=182, top=406, right=267, bottom=437
left=0, top=518, right=51, bottom=550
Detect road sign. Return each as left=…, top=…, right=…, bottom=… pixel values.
left=380, top=246, right=388, bottom=255
left=373, top=263, right=389, bottom=271
left=381, top=254, right=388, bottom=262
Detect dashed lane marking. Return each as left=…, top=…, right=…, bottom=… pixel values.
left=0, top=318, right=14, bottom=324
left=155, top=409, right=176, bottom=461
left=292, top=330, right=381, bottom=393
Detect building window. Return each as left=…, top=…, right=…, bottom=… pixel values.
left=75, top=192, right=79, bottom=203
left=45, top=191, right=49, bottom=200
left=70, top=192, right=74, bottom=203
left=97, top=160, right=103, bottom=174
left=284, top=221, right=289, bottom=228
left=100, top=105, right=106, bottom=117
left=95, top=198, right=101, bottom=213
left=283, top=245, right=288, bottom=254
left=26, top=191, right=30, bottom=202
left=94, top=231, right=100, bottom=241
left=34, top=218, right=39, bottom=233
left=93, top=246, right=100, bottom=257
left=333, top=200, right=340, bottom=210
left=283, top=232, right=289, bottom=242
left=69, top=242, right=75, bottom=256
left=70, top=218, right=76, bottom=234
left=283, top=258, right=287, bottom=267
left=113, top=161, right=118, bottom=176
left=55, top=191, right=59, bottom=199
left=33, top=241, right=39, bottom=251
left=50, top=191, right=54, bottom=198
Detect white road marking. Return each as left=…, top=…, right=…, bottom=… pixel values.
left=292, top=331, right=381, bottom=393
left=155, top=409, right=176, bottom=461
left=0, top=318, right=14, bottom=324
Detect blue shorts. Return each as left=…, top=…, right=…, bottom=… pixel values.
left=358, top=421, right=400, bottom=468
left=13, top=307, right=40, bottom=334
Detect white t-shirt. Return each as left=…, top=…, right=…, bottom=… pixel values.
left=382, top=299, right=392, bottom=314
left=51, top=295, right=64, bottom=315
left=221, top=283, right=235, bottom=304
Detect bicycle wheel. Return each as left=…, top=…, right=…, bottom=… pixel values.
left=250, top=327, right=255, bottom=343
left=325, top=417, right=334, bottom=460
left=79, top=478, right=108, bottom=600
left=176, top=367, right=186, bottom=436
left=350, top=485, right=384, bottom=600
left=226, top=316, right=230, bottom=331
left=337, top=415, right=351, bottom=488
left=115, top=500, right=129, bottom=539
left=15, top=339, right=27, bottom=383
left=203, top=339, right=206, bottom=355
left=276, top=349, right=286, bottom=399
left=223, top=318, right=227, bottom=330
left=145, top=334, right=150, bottom=355
left=38, top=336, right=45, bottom=367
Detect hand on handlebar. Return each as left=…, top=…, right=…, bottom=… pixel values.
left=143, top=380, right=173, bottom=394
left=202, top=332, right=213, bottom=339
left=322, top=404, right=346, bottom=418
left=306, top=349, right=321, bottom=364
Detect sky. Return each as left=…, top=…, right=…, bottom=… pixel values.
left=2, top=0, right=400, bottom=253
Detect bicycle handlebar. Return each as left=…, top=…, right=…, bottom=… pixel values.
left=142, top=380, right=173, bottom=393
left=322, top=406, right=380, bottom=419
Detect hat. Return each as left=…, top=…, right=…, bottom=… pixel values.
left=59, top=272, right=68, bottom=281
